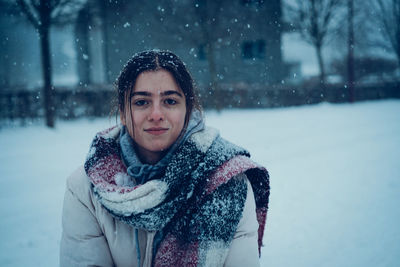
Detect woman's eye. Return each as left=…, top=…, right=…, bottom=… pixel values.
left=133, top=100, right=148, bottom=106
left=165, top=98, right=177, bottom=105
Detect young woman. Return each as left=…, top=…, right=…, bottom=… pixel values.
left=60, top=50, right=270, bottom=267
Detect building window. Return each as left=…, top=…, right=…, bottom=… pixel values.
left=242, top=42, right=253, bottom=59
left=242, top=40, right=265, bottom=59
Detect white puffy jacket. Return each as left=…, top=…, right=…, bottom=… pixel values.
left=60, top=167, right=260, bottom=267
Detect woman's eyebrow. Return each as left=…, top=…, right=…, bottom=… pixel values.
left=131, top=90, right=183, bottom=97
left=161, top=90, right=183, bottom=97
left=131, top=91, right=151, bottom=97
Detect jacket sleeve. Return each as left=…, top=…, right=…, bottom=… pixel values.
left=224, top=176, right=260, bottom=267
left=60, top=167, right=114, bottom=267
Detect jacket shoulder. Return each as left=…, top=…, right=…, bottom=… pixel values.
left=61, top=166, right=115, bottom=266
left=66, top=166, right=95, bottom=212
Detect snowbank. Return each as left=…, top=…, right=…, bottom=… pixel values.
left=0, top=100, right=399, bottom=266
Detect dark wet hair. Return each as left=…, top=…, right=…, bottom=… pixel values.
left=115, top=50, right=202, bottom=125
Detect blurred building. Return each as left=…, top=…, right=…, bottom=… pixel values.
left=1, top=0, right=289, bottom=89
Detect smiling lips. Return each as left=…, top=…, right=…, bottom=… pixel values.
left=144, top=127, right=169, bottom=135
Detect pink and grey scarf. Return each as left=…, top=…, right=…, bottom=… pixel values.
left=84, top=125, right=270, bottom=266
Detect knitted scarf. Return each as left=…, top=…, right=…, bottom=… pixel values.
left=84, top=125, right=270, bottom=266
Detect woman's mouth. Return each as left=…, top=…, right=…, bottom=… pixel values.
left=144, top=127, right=169, bottom=135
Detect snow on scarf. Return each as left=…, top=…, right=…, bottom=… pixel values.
left=84, top=125, right=270, bottom=266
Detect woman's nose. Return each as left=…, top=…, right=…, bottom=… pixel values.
left=148, top=103, right=164, bottom=121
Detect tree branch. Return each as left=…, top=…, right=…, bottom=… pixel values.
left=16, top=0, right=40, bottom=29
left=29, top=0, right=40, bottom=12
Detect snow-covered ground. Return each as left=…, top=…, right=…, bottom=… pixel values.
left=1, top=100, right=399, bottom=266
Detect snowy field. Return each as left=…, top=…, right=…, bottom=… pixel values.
left=1, top=100, right=399, bottom=267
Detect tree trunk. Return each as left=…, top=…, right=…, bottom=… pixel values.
left=393, top=0, right=400, bottom=68
left=315, top=43, right=326, bottom=91
left=396, top=0, right=400, bottom=67
left=35, top=0, right=55, bottom=128
left=347, top=0, right=355, bottom=102
left=39, top=25, right=55, bottom=128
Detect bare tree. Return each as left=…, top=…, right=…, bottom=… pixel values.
left=373, top=0, right=400, bottom=66
left=16, top=0, right=84, bottom=127
left=329, top=0, right=383, bottom=83
left=285, top=0, right=343, bottom=87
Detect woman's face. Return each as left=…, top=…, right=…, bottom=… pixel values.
left=121, top=69, right=187, bottom=164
